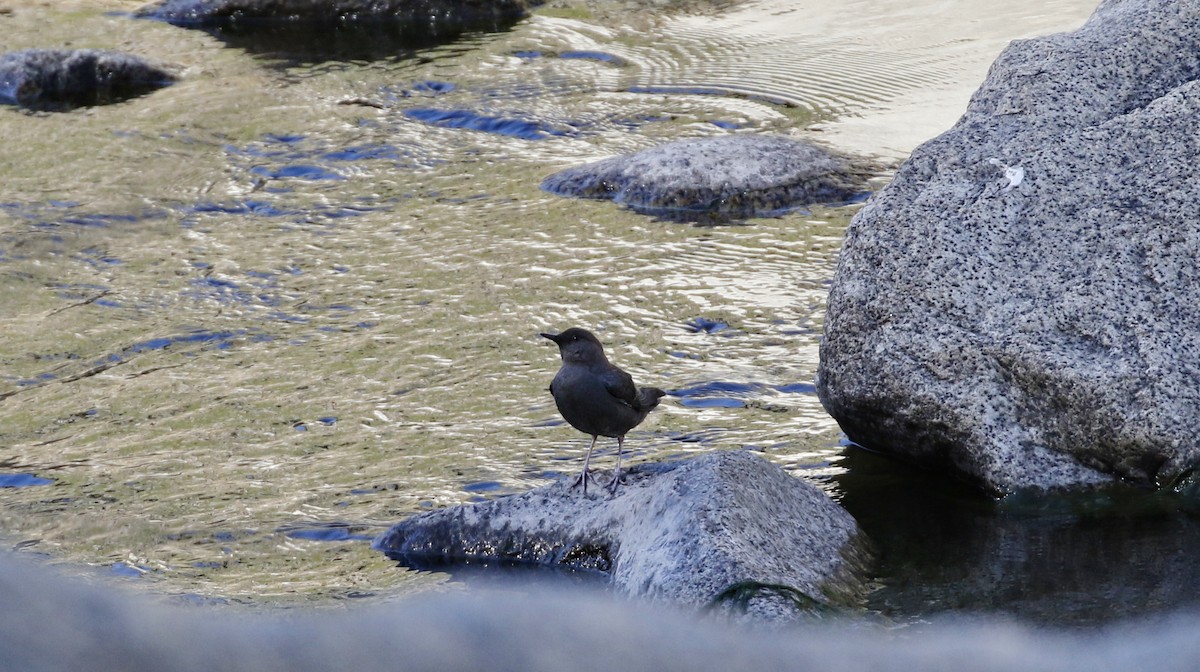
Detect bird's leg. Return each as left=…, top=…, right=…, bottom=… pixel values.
left=572, top=435, right=599, bottom=495
left=606, top=435, right=625, bottom=494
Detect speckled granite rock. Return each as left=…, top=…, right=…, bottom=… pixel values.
left=818, top=0, right=1200, bottom=495
left=541, top=134, right=871, bottom=222
left=0, top=49, right=174, bottom=111
left=374, top=450, right=870, bottom=621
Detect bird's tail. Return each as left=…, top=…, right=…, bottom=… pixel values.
left=635, top=387, right=667, bottom=412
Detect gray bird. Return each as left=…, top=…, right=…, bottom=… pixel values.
left=541, top=328, right=666, bottom=495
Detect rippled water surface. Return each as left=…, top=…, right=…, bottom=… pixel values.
left=1, top=0, right=1099, bottom=613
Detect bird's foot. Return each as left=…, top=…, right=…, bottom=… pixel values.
left=606, top=468, right=624, bottom=495
left=571, top=469, right=598, bottom=495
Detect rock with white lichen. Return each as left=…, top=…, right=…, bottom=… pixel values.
left=818, top=0, right=1200, bottom=496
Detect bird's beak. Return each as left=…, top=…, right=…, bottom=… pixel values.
left=540, top=332, right=561, bottom=343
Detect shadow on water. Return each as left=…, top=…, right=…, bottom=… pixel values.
left=829, top=446, right=1200, bottom=627
left=625, top=191, right=875, bottom=227
left=391, top=554, right=610, bottom=591
left=180, top=19, right=523, bottom=64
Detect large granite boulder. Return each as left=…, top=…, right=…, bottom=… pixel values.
left=541, top=134, right=872, bottom=222
left=0, top=49, right=175, bottom=111
left=817, top=0, right=1200, bottom=496
left=374, top=450, right=870, bottom=621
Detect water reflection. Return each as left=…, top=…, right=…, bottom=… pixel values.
left=831, top=447, right=1200, bottom=626
left=196, top=22, right=521, bottom=64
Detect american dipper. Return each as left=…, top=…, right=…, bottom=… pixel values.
left=541, top=328, right=666, bottom=495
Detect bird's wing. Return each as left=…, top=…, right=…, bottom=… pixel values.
left=601, top=368, right=639, bottom=408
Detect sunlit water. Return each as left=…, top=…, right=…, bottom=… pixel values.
left=0, top=0, right=858, bottom=605
left=5, top=0, right=1171, bottom=627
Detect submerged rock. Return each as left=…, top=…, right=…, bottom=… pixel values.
left=374, top=450, right=870, bottom=621
left=0, top=49, right=175, bottom=111
left=818, top=0, right=1200, bottom=495
left=541, top=134, right=871, bottom=222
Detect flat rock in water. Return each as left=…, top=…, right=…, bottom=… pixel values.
left=0, top=49, right=175, bottom=111
left=374, top=450, right=870, bottom=621
left=541, top=134, right=870, bottom=222
left=818, top=0, right=1200, bottom=496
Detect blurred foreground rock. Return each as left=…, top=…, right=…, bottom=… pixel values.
left=818, top=0, right=1200, bottom=495
left=5, top=551, right=1200, bottom=672
left=375, top=450, right=870, bottom=621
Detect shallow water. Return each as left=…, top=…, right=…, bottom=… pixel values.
left=0, top=0, right=858, bottom=605
left=2, top=0, right=1170, bottom=627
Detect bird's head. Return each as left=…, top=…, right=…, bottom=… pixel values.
left=541, top=327, right=607, bottom=364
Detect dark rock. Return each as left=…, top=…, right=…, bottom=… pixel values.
left=817, top=0, right=1200, bottom=496
left=0, top=49, right=175, bottom=111
left=136, top=0, right=533, bottom=61
left=137, top=0, right=531, bottom=24
left=133, top=0, right=532, bottom=29
left=374, top=450, right=870, bottom=621
left=541, top=134, right=872, bottom=222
